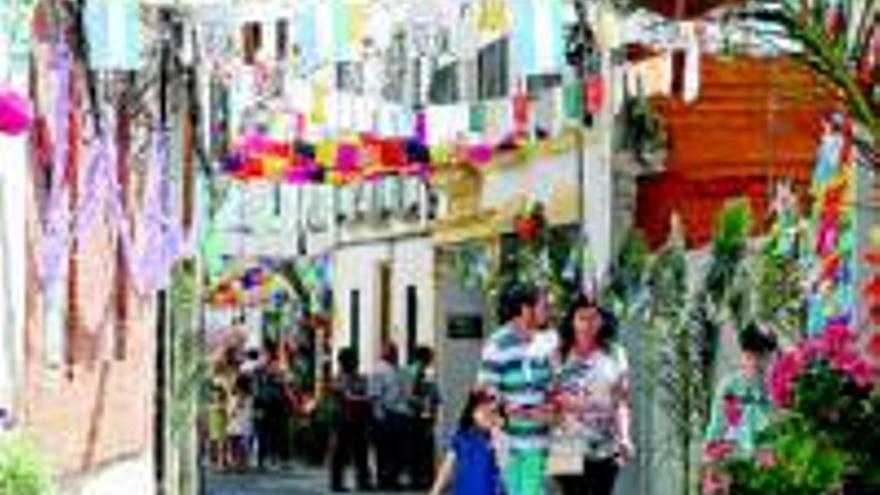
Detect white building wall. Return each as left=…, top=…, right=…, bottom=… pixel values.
left=332, top=236, right=434, bottom=373
left=390, top=237, right=435, bottom=363
left=0, top=35, right=29, bottom=416
left=0, top=132, right=26, bottom=417
left=333, top=243, right=388, bottom=373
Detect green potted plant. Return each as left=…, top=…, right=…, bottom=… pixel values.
left=0, top=434, right=57, bottom=495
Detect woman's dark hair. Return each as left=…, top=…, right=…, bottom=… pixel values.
left=497, top=282, right=540, bottom=323
left=558, top=294, right=618, bottom=357
left=739, top=323, right=777, bottom=355
left=458, top=389, right=495, bottom=431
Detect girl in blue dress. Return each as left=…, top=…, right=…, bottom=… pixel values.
left=429, top=390, right=506, bottom=495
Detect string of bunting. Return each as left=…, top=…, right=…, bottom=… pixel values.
left=805, top=115, right=857, bottom=336
left=220, top=77, right=600, bottom=185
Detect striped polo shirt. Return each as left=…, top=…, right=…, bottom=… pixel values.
left=478, top=325, right=554, bottom=452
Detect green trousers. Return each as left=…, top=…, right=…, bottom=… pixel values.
left=504, top=450, right=548, bottom=495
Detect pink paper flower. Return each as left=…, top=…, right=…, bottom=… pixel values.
left=702, top=470, right=731, bottom=495
left=756, top=448, right=777, bottom=468
left=831, top=349, right=873, bottom=387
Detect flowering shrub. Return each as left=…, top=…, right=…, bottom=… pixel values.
left=768, top=324, right=880, bottom=408
left=705, top=326, right=880, bottom=494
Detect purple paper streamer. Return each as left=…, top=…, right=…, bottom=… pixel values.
left=130, top=129, right=191, bottom=293
left=39, top=43, right=73, bottom=291
left=75, top=116, right=118, bottom=238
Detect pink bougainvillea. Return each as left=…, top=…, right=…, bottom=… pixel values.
left=702, top=470, right=731, bottom=495
left=768, top=345, right=809, bottom=407
left=768, top=324, right=880, bottom=408
left=704, top=440, right=736, bottom=463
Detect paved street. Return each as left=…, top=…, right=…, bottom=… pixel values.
left=205, top=467, right=423, bottom=495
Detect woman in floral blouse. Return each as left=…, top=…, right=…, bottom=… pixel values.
left=551, top=295, right=634, bottom=495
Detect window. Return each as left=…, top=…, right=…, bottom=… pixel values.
left=429, top=62, right=459, bottom=104
left=336, top=61, right=364, bottom=93
left=273, top=183, right=282, bottom=216
left=526, top=73, right=562, bottom=96
left=350, top=289, right=360, bottom=355
left=379, top=263, right=391, bottom=344
left=406, top=285, right=418, bottom=360
left=242, top=22, right=262, bottom=65
left=209, top=78, right=230, bottom=158
left=478, top=36, right=510, bottom=100
left=276, top=20, right=289, bottom=61
left=381, top=177, right=402, bottom=218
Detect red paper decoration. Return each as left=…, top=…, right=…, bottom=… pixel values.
left=585, top=76, right=604, bottom=115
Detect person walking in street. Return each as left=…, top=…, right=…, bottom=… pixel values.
left=551, top=295, right=633, bottom=495
left=478, top=283, right=555, bottom=495
left=329, top=348, right=373, bottom=492
left=405, top=345, right=441, bottom=490
left=227, top=373, right=254, bottom=470
left=429, top=389, right=506, bottom=495
left=370, top=341, right=408, bottom=490
left=253, top=349, right=289, bottom=470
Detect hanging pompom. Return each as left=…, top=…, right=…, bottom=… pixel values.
left=0, top=86, right=34, bottom=136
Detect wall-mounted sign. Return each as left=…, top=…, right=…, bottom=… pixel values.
left=447, top=313, right=483, bottom=340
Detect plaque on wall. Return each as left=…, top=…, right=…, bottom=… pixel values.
left=447, top=314, right=484, bottom=339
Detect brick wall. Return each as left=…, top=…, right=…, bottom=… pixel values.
left=22, top=128, right=156, bottom=483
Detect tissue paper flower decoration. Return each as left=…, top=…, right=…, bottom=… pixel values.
left=0, top=86, right=34, bottom=136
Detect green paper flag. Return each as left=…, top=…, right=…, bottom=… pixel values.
left=470, top=103, right=486, bottom=133
left=564, top=82, right=583, bottom=120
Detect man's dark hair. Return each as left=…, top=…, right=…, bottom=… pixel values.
left=338, top=347, right=359, bottom=374
left=497, top=282, right=540, bottom=323
left=412, top=345, right=435, bottom=367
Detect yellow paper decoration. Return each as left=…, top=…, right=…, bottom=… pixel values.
left=348, top=0, right=369, bottom=47
left=478, top=0, right=510, bottom=34
left=316, top=141, right=336, bottom=168
left=264, top=155, right=289, bottom=178
left=311, top=84, right=328, bottom=124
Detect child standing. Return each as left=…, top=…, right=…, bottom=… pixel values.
left=704, top=323, right=778, bottom=459
left=208, top=382, right=229, bottom=469
left=429, top=390, right=505, bottom=495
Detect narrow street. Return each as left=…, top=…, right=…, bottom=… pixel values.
left=205, top=467, right=421, bottom=495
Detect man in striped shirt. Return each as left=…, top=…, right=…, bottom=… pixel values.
left=478, top=284, right=555, bottom=495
